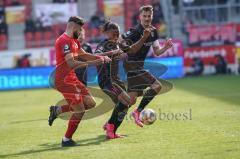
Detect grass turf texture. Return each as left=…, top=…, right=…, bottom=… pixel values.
left=0, top=75, right=240, bottom=159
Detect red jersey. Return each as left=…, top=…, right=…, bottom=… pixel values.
left=55, top=33, right=81, bottom=85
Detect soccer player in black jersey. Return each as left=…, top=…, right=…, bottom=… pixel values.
left=121, top=5, right=173, bottom=127
left=75, top=29, right=93, bottom=85
left=95, top=21, right=152, bottom=139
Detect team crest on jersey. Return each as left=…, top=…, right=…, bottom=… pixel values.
left=63, top=44, right=70, bottom=54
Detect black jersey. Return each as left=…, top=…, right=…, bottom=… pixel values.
left=94, top=39, right=121, bottom=88
left=82, top=42, right=93, bottom=54
left=75, top=42, right=93, bottom=85
left=122, top=23, right=159, bottom=71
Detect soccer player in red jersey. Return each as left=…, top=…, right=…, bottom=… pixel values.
left=48, top=16, right=114, bottom=147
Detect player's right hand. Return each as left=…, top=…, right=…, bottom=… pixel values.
left=143, top=26, right=154, bottom=39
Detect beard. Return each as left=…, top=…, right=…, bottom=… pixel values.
left=144, top=21, right=151, bottom=26
left=73, top=31, right=79, bottom=39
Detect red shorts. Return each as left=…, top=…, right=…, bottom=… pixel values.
left=55, top=75, right=89, bottom=106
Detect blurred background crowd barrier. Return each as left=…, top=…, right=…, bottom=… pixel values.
left=0, top=0, right=239, bottom=90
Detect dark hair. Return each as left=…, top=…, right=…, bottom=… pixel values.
left=139, top=5, right=153, bottom=13
left=68, top=16, right=85, bottom=26
left=102, top=21, right=119, bottom=32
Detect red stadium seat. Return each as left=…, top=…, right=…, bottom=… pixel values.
left=96, top=0, right=104, bottom=12
left=4, top=0, right=12, bottom=6
left=52, top=24, right=66, bottom=39
left=134, top=0, right=143, bottom=6
left=135, top=2, right=143, bottom=9
left=124, top=0, right=133, bottom=5
left=25, top=32, right=33, bottom=48
left=144, top=0, right=153, bottom=5
left=21, top=0, right=32, bottom=5
left=52, top=24, right=60, bottom=39
left=43, top=31, right=53, bottom=46
left=0, top=34, right=7, bottom=50
left=34, top=31, right=43, bottom=47
left=0, top=34, right=7, bottom=42
left=25, top=6, right=32, bottom=16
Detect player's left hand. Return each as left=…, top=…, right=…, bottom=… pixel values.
left=112, top=48, right=124, bottom=56
left=103, top=56, right=112, bottom=63
left=163, top=38, right=173, bottom=50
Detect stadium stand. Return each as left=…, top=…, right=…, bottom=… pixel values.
left=1, top=0, right=240, bottom=50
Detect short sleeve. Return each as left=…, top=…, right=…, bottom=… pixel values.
left=153, top=29, right=159, bottom=41
left=57, top=38, right=72, bottom=56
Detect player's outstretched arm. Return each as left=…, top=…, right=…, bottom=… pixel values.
left=65, top=53, right=89, bottom=69
left=77, top=48, right=112, bottom=65
left=97, top=49, right=123, bottom=57
left=78, top=48, right=102, bottom=61
left=153, top=38, right=173, bottom=56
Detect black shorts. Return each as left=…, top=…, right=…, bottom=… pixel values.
left=127, top=70, right=157, bottom=96
left=100, top=79, right=126, bottom=104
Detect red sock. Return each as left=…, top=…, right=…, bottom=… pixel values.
left=64, top=113, right=84, bottom=139
left=60, top=105, right=72, bottom=113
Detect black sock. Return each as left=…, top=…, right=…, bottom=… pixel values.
left=137, top=88, right=158, bottom=112
left=108, top=102, right=126, bottom=124
left=115, top=107, right=128, bottom=132
left=108, top=102, right=128, bottom=132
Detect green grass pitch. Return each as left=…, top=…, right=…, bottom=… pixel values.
left=0, top=75, right=240, bottom=159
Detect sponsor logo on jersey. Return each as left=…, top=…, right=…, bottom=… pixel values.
left=63, top=44, right=70, bottom=54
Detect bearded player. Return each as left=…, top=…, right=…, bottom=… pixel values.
left=48, top=16, right=113, bottom=147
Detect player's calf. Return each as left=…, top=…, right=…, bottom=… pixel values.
left=136, top=81, right=161, bottom=114
left=151, top=80, right=162, bottom=94
left=62, top=103, right=85, bottom=147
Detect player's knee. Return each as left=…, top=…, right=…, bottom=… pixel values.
left=128, top=93, right=137, bottom=105
left=85, top=100, right=96, bottom=110
left=130, top=97, right=137, bottom=105
left=83, top=96, right=96, bottom=110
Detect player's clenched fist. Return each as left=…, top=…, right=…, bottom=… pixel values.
left=163, top=38, right=173, bottom=50
left=102, top=56, right=112, bottom=63
left=143, top=26, right=154, bottom=39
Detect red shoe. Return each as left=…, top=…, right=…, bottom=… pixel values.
left=132, top=109, right=144, bottom=127
left=104, top=123, right=116, bottom=139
